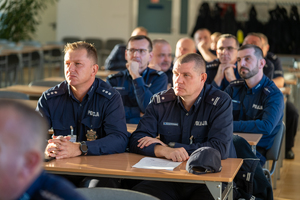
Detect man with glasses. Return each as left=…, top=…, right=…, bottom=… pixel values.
left=107, top=35, right=168, bottom=124
left=206, top=34, right=241, bottom=90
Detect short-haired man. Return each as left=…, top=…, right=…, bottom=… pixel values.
left=0, top=100, right=86, bottom=200
left=243, top=33, right=274, bottom=80
left=224, top=44, right=284, bottom=166
left=194, top=28, right=217, bottom=62
left=174, top=37, right=196, bottom=61
left=107, top=35, right=168, bottom=124
left=206, top=34, right=241, bottom=90
left=130, top=53, right=236, bottom=200
left=37, top=41, right=129, bottom=160
left=259, top=33, right=298, bottom=159
left=131, top=27, right=148, bottom=36
left=149, top=39, right=173, bottom=87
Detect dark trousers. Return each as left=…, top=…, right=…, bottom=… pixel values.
left=132, top=181, right=216, bottom=200
left=285, top=100, right=299, bottom=150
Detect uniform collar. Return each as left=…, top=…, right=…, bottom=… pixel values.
left=18, top=171, right=45, bottom=200
left=176, top=84, right=205, bottom=113
left=68, top=79, right=97, bottom=101
left=245, top=75, right=267, bottom=94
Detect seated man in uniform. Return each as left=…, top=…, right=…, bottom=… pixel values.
left=38, top=41, right=129, bottom=160
left=106, top=35, right=168, bottom=124
left=174, top=37, right=196, bottom=62
left=260, top=33, right=299, bottom=159
left=149, top=39, right=173, bottom=88
left=206, top=34, right=240, bottom=90
left=243, top=33, right=274, bottom=80
left=194, top=28, right=217, bottom=62
left=224, top=44, right=284, bottom=166
left=0, top=100, right=86, bottom=200
left=130, top=53, right=236, bottom=200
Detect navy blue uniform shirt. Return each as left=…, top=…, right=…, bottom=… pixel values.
left=37, top=78, right=129, bottom=155
left=106, top=67, right=168, bottom=124
left=165, top=67, right=173, bottom=87
left=267, top=52, right=284, bottom=79
left=224, top=75, right=284, bottom=150
left=206, top=59, right=240, bottom=90
left=18, top=171, right=86, bottom=200
left=129, top=84, right=236, bottom=159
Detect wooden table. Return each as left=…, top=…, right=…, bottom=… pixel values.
left=127, top=124, right=138, bottom=133
left=44, top=153, right=243, bottom=200
left=0, top=85, right=50, bottom=98
left=234, top=133, right=262, bottom=154
left=279, top=87, right=291, bottom=96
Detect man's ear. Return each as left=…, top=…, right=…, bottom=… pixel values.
left=201, top=72, right=207, bottom=83
left=259, top=58, right=266, bottom=69
left=148, top=51, right=153, bottom=62
left=21, top=151, right=41, bottom=180
left=92, top=64, right=99, bottom=76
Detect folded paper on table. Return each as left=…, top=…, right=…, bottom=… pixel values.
left=132, top=157, right=182, bottom=171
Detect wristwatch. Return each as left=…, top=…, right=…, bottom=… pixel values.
left=80, top=141, right=88, bottom=155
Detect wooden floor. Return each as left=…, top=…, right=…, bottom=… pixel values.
left=274, top=130, right=300, bottom=200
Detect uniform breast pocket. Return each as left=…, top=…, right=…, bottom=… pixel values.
left=81, top=116, right=102, bottom=140
left=191, top=126, right=208, bottom=144
left=52, top=120, right=73, bottom=136
left=158, top=124, right=181, bottom=144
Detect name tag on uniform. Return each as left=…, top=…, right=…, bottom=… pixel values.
left=86, top=129, right=97, bottom=141
left=163, top=122, right=178, bottom=126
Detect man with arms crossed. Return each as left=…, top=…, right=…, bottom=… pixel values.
left=0, top=100, right=86, bottom=200
left=130, top=53, right=236, bottom=200
left=224, top=45, right=284, bottom=166
left=37, top=41, right=129, bottom=159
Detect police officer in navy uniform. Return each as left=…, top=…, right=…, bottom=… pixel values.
left=260, top=33, right=299, bottom=159
left=206, top=34, right=241, bottom=90
left=130, top=53, right=236, bottom=200
left=224, top=44, right=284, bottom=166
left=38, top=41, right=129, bottom=159
left=149, top=39, right=173, bottom=88
left=0, top=100, right=86, bottom=200
left=243, top=33, right=275, bottom=80
left=194, top=28, right=217, bottom=62
left=106, top=35, right=168, bottom=124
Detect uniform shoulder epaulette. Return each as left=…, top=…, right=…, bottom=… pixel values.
left=44, top=88, right=66, bottom=100
left=96, top=85, right=116, bottom=100
left=206, top=60, right=219, bottom=69
left=205, top=90, right=225, bottom=107
left=263, top=86, right=274, bottom=96
left=229, top=80, right=244, bottom=87
left=151, top=89, right=176, bottom=104
left=44, top=83, right=66, bottom=100
left=107, top=71, right=124, bottom=79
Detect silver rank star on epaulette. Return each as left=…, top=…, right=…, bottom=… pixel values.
left=102, top=89, right=111, bottom=96
left=46, top=91, right=58, bottom=96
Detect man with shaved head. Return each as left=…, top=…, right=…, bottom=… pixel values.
left=0, top=100, right=86, bottom=200
left=175, top=37, right=196, bottom=61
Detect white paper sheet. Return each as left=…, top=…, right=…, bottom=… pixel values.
left=132, top=157, right=182, bottom=171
